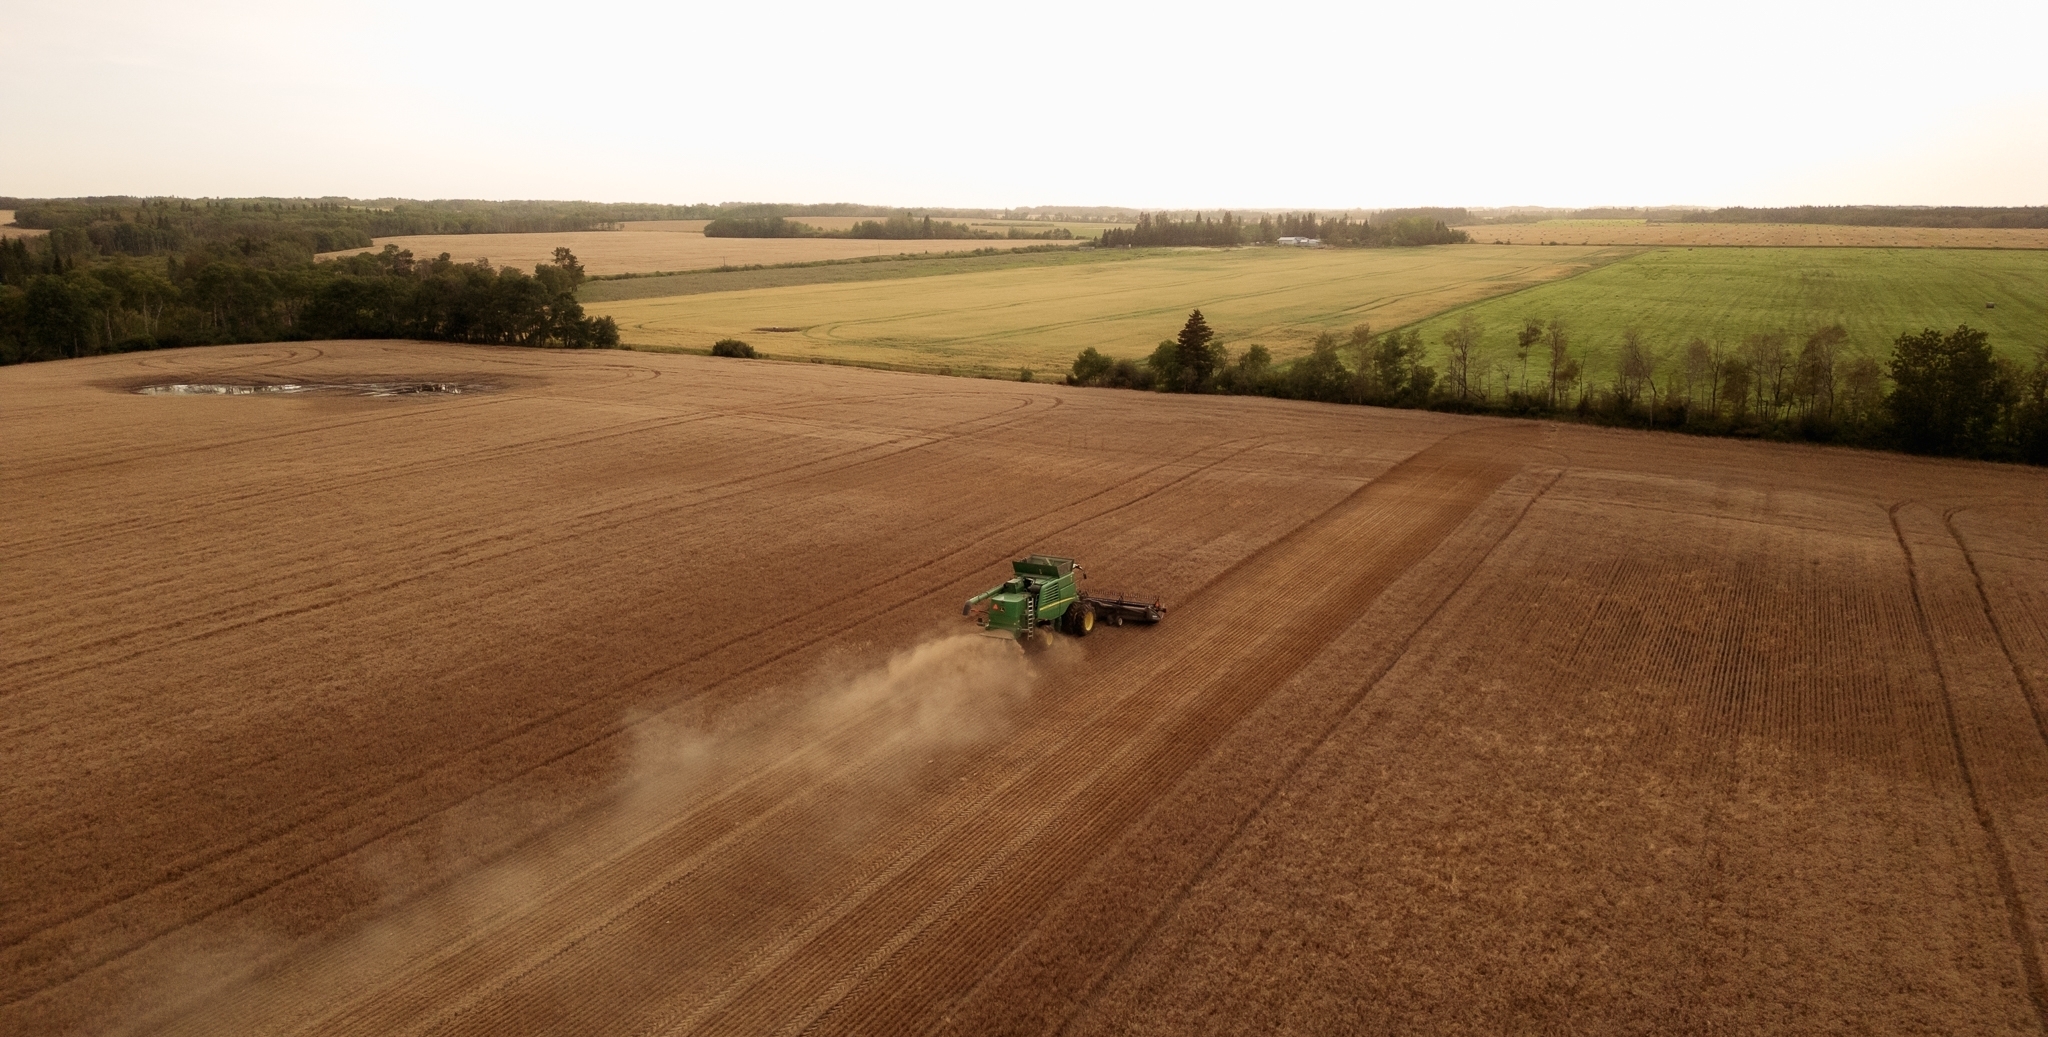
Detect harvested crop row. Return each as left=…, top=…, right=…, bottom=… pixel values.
left=5, top=342, right=2046, bottom=1035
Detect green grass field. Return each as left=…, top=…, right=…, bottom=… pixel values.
left=589, top=245, right=1628, bottom=376
left=1406, top=247, right=2048, bottom=386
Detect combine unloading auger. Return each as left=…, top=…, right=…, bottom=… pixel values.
left=962, top=554, right=1165, bottom=649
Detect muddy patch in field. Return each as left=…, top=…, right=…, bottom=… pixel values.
left=131, top=380, right=491, bottom=397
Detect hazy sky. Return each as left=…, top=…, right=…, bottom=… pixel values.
left=8, top=0, right=2045, bottom=209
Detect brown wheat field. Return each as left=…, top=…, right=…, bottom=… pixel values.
left=1459, top=219, right=2048, bottom=250
left=4, top=341, right=2045, bottom=1036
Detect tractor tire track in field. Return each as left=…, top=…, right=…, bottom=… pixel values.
left=5, top=393, right=1069, bottom=948
left=1944, top=509, right=2048, bottom=753
left=1, top=391, right=1052, bottom=684
left=0, top=430, right=1269, bottom=1010
left=699, top=428, right=1535, bottom=1037
left=122, top=425, right=1529, bottom=1037
left=21, top=343, right=2048, bottom=1035
left=1891, top=502, right=2048, bottom=1033
left=13, top=415, right=1203, bottom=949
left=1037, top=462, right=1566, bottom=1035
left=3, top=385, right=971, bottom=561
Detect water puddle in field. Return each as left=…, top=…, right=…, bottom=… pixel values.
left=135, top=381, right=481, bottom=397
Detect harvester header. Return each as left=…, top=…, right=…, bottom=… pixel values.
left=963, top=554, right=1165, bottom=648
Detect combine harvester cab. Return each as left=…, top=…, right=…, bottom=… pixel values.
left=962, top=554, right=1164, bottom=650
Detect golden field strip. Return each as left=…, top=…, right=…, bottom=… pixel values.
left=589, top=244, right=1629, bottom=374
left=0, top=211, right=49, bottom=239
left=1461, top=219, right=2048, bottom=249
left=316, top=220, right=1081, bottom=276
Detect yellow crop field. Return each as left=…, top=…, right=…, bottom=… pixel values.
left=1460, top=219, right=2048, bottom=249
left=0, top=211, right=48, bottom=240
left=589, top=244, right=1627, bottom=374
left=316, top=220, right=1067, bottom=275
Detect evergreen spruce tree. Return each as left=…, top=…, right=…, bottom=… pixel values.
left=1175, top=309, right=1221, bottom=391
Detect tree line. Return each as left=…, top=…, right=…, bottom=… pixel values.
left=703, top=215, right=1072, bottom=240
left=1, top=235, right=616, bottom=364
left=1680, top=206, right=2048, bottom=229
left=1, top=197, right=1010, bottom=264
left=1096, top=212, right=1469, bottom=248
left=6, top=197, right=732, bottom=261
left=1068, top=310, right=2048, bottom=465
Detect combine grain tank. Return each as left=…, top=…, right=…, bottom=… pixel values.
left=962, top=554, right=1164, bottom=649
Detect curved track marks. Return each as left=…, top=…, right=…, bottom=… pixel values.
left=132, top=426, right=1531, bottom=1037
left=1891, top=503, right=2048, bottom=1032
left=16, top=342, right=2048, bottom=1036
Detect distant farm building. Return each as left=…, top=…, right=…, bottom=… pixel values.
left=1277, top=236, right=1323, bottom=247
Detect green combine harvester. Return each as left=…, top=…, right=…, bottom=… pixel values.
left=962, top=554, right=1165, bottom=648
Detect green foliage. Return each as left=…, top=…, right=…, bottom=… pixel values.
left=1682, top=205, right=2048, bottom=229
left=1099, top=213, right=1249, bottom=248
left=1216, top=343, right=1273, bottom=394
left=1886, top=325, right=2002, bottom=456
left=1065, top=345, right=1150, bottom=389
left=703, top=217, right=818, bottom=238
left=6, top=197, right=723, bottom=264
left=710, top=338, right=758, bottom=358
left=1120, top=310, right=1228, bottom=393
left=1366, top=328, right=1438, bottom=405
left=1286, top=333, right=1350, bottom=401
left=1172, top=309, right=1224, bottom=391
left=1252, top=213, right=1470, bottom=247
left=839, top=215, right=992, bottom=240
left=2013, top=351, right=2048, bottom=465
left=1069, top=346, right=1112, bottom=385
left=1145, top=340, right=1182, bottom=387
left=0, top=242, right=616, bottom=364
left=1440, top=314, right=1483, bottom=403
left=1407, top=247, right=2048, bottom=390
left=1093, top=210, right=1471, bottom=248
left=2, top=197, right=975, bottom=265
left=0, top=237, right=37, bottom=286
left=1065, top=305, right=2041, bottom=466
left=1380, top=217, right=1472, bottom=246
left=698, top=213, right=1074, bottom=242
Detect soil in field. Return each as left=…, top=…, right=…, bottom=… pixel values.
left=3, top=341, right=2045, bottom=1036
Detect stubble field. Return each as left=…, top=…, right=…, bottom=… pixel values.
left=1460, top=218, right=2048, bottom=249
left=5, top=341, right=2046, bottom=1036
left=588, top=244, right=1629, bottom=374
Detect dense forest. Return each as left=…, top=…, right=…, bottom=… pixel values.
left=0, top=233, right=616, bottom=364
left=1681, top=206, right=2048, bottom=229
left=1069, top=312, right=2048, bottom=465
left=0, top=197, right=927, bottom=261
left=703, top=214, right=1073, bottom=240
left=1465, top=206, right=1707, bottom=223
left=1096, top=211, right=1470, bottom=248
